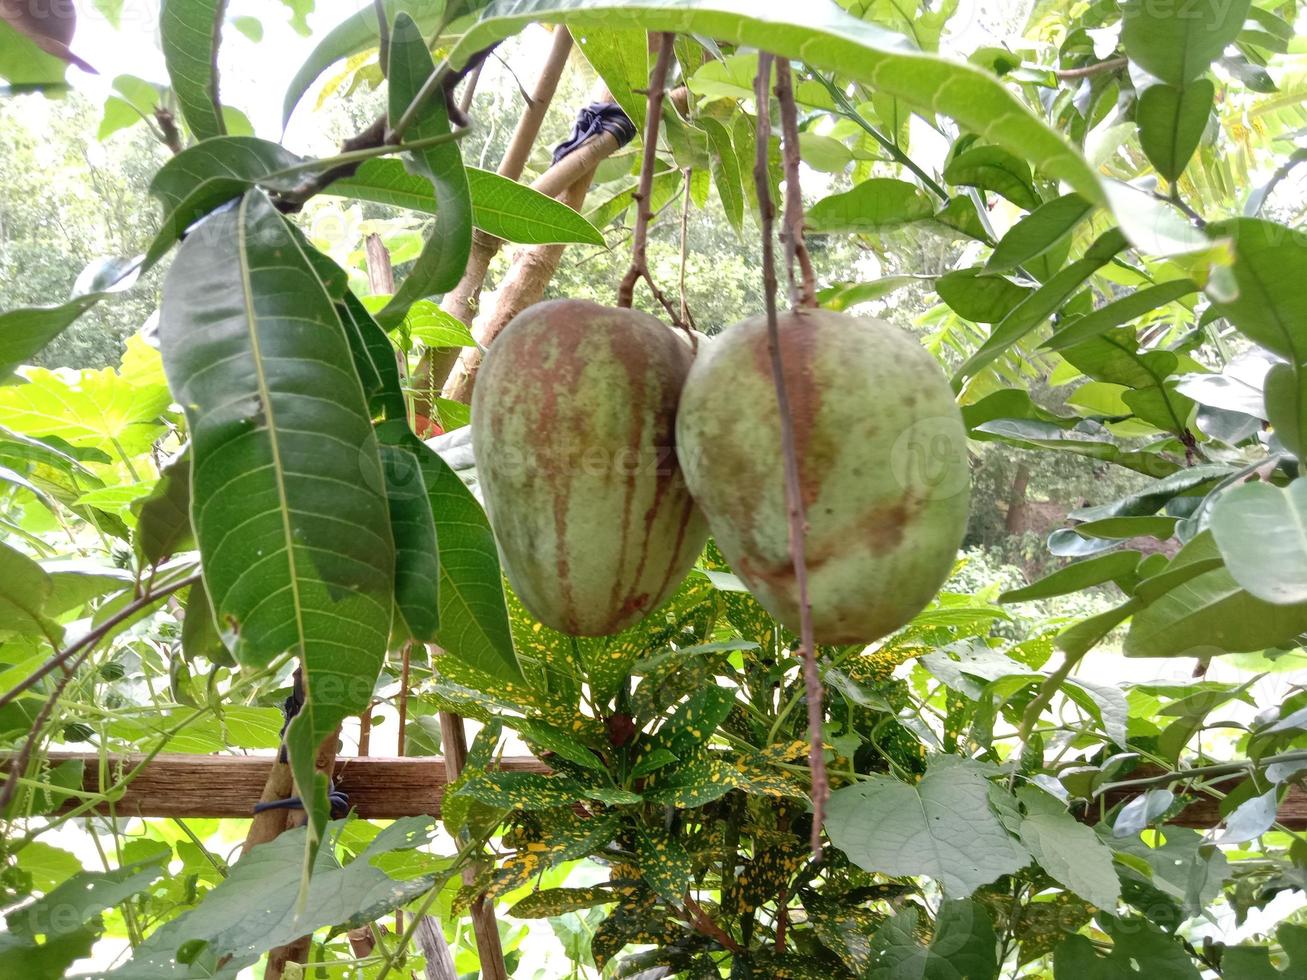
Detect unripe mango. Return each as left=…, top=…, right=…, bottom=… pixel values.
left=472, top=299, right=709, bottom=636
left=676, top=310, right=969, bottom=644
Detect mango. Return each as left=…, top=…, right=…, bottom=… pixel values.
left=472, top=299, right=709, bottom=636
left=676, top=310, right=969, bottom=644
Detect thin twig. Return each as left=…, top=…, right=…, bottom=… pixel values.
left=0, top=572, right=201, bottom=711
left=616, top=33, right=683, bottom=324
left=374, top=0, right=391, bottom=80
left=1055, top=56, right=1127, bottom=80
left=773, top=60, right=817, bottom=310
left=677, top=168, right=699, bottom=339
left=753, top=53, right=828, bottom=858
left=1098, top=751, right=1307, bottom=795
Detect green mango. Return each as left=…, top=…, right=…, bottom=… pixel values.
left=472, top=299, right=709, bottom=636
left=676, top=309, right=969, bottom=644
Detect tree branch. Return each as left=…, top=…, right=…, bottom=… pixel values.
left=773, top=60, right=817, bottom=310
left=753, top=53, right=828, bottom=857
left=1055, top=56, right=1127, bottom=80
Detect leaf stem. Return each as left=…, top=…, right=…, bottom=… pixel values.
left=263, top=129, right=471, bottom=183
left=753, top=52, right=828, bottom=858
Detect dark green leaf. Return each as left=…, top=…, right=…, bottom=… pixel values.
left=1137, top=80, right=1213, bottom=182
left=159, top=190, right=395, bottom=841
left=1121, top=0, right=1251, bottom=86
left=132, top=448, right=194, bottom=565
left=0, top=541, right=56, bottom=640
left=376, top=422, right=441, bottom=643
left=937, top=267, right=1032, bottom=322
left=1001, top=551, right=1141, bottom=603
left=1059, top=327, right=1196, bottom=436
left=1014, top=786, right=1120, bottom=908
left=160, top=0, right=228, bottom=140
left=636, top=827, right=692, bottom=905
left=1044, top=279, right=1198, bottom=351
left=806, top=178, right=935, bottom=233
left=376, top=15, right=472, bottom=326
left=466, top=168, right=604, bottom=245
left=868, top=900, right=998, bottom=980
left=1210, top=478, right=1307, bottom=605
left=1207, top=218, right=1307, bottom=364
left=986, top=194, right=1093, bottom=273
left=1053, top=915, right=1201, bottom=979
left=700, top=117, right=744, bottom=233
left=944, top=144, right=1038, bottom=209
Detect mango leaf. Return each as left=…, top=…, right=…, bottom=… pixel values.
left=466, top=168, right=604, bottom=245
left=1121, top=0, right=1251, bottom=87
left=1210, top=478, right=1307, bottom=605
left=943, top=144, right=1039, bottom=209
left=985, top=194, right=1093, bottom=272
left=400, top=300, right=477, bottom=348
left=160, top=0, right=228, bottom=141
left=1000, top=551, right=1141, bottom=603
left=573, top=27, right=650, bottom=130
left=701, top=116, right=744, bottom=233
left=817, top=276, right=921, bottom=311
left=825, top=756, right=1027, bottom=895
left=447, top=0, right=1103, bottom=205
left=376, top=422, right=441, bottom=643
left=1137, top=80, right=1213, bottom=183
left=133, top=448, right=194, bottom=565
left=281, top=0, right=448, bottom=126
left=1043, top=279, right=1198, bottom=351
left=807, top=178, right=935, bottom=233
left=158, top=189, right=395, bottom=843
left=376, top=14, right=472, bottom=327
left=107, top=818, right=442, bottom=978
left=867, top=901, right=998, bottom=980
left=954, top=228, right=1128, bottom=386
left=936, top=267, right=1032, bottom=323
left=412, top=440, right=521, bottom=681
left=0, top=267, right=134, bottom=379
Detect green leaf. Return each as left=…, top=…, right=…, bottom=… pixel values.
left=1210, top=478, right=1307, bottom=604
left=971, top=418, right=1179, bottom=477
left=0, top=541, right=56, bottom=640
left=1059, top=328, right=1195, bottom=437
left=806, top=178, right=935, bottom=233
left=868, top=901, right=998, bottom=980
left=230, top=15, right=262, bottom=41
left=133, top=449, right=194, bottom=565
left=451, top=771, right=606, bottom=809
left=1221, top=923, right=1307, bottom=979
left=0, top=21, right=72, bottom=87
left=701, top=117, right=744, bottom=233
left=649, top=686, right=735, bottom=756
left=954, top=228, right=1128, bottom=386
left=108, top=818, right=441, bottom=978
left=0, top=366, right=170, bottom=458
left=398, top=300, right=477, bottom=348
left=1261, top=362, right=1307, bottom=459
left=1127, top=565, right=1307, bottom=657
left=1044, top=279, right=1198, bottom=351
left=825, top=756, right=1027, bottom=895
left=509, top=885, right=616, bottom=918
left=376, top=422, right=441, bottom=643
left=574, top=27, right=650, bottom=130
left=281, top=0, right=448, bottom=126
left=412, top=441, right=521, bottom=682
left=943, top=144, right=1039, bottom=209
left=447, top=0, right=1103, bottom=205
left=376, top=14, right=472, bottom=327
left=466, top=167, right=604, bottom=245
left=158, top=190, right=395, bottom=842
left=1207, top=218, right=1307, bottom=364
left=160, top=0, right=228, bottom=140
left=1121, top=0, right=1251, bottom=87
left=985, top=194, right=1094, bottom=272
left=1014, top=787, right=1120, bottom=908
left=1054, top=915, right=1201, bottom=979
left=1137, top=80, right=1213, bottom=183
left=817, top=276, right=921, bottom=311
left=936, top=267, right=1032, bottom=323
left=1073, top=515, right=1177, bottom=540
left=636, top=827, right=692, bottom=905
left=515, top=718, right=604, bottom=771
left=1000, top=551, right=1141, bottom=603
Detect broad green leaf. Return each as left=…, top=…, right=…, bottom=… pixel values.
left=825, top=756, right=1027, bottom=895
left=1044, top=279, right=1197, bottom=351
left=1000, top=551, right=1141, bottom=603
left=1014, top=787, right=1120, bottom=908
left=108, top=819, right=441, bottom=978
left=376, top=14, right=472, bottom=327
left=573, top=27, right=650, bottom=130
left=0, top=366, right=170, bottom=457
left=1207, top=218, right=1307, bottom=363
left=1127, top=565, right=1307, bottom=657
left=954, top=228, right=1128, bottom=386
left=158, top=190, right=395, bottom=842
left=281, top=0, right=448, bottom=126
left=412, top=440, right=521, bottom=682
left=1054, top=916, right=1201, bottom=979
left=943, top=144, right=1039, bottom=209
left=447, top=0, right=1104, bottom=205
left=868, top=900, right=998, bottom=980
left=936, top=267, right=1032, bottom=323
left=1263, top=362, right=1307, bottom=459
left=465, top=167, right=604, bottom=245
left=701, top=117, right=744, bottom=233
left=160, top=0, right=228, bottom=140
left=807, top=178, right=935, bottom=233
left=1210, top=478, right=1307, bottom=604
left=400, top=300, right=477, bottom=348
left=133, top=449, right=194, bottom=565
left=1121, top=0, right=1251, bottom=87
left=1060, top=328, right=1196, bottom=437
left=1072, top=464, right=1230, bottom=522
left=1220, top=924, right=1307, bottom=979
left=798, top=131, right=853, bottom=173
left=0, top=20, right=72, bottom=87
left=1073, top=515, right=1177, bottom=540
left=970, top=418, right=1180, bottom=477
left=0, top=541, right=56, bottom=639
left=985, top=194, right=1093, bottom=272
left=1137, top=80, right=1213, bottom=182
left=377, top=422, right=441, bottom=643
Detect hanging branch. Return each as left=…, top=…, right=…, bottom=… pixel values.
left=773, top=60, right=817, bottom=310
left=678, top=168, right=694, bottom=329
left=752, top=53, right=829, bottom=856
left=616, top=32, right=683, bottom=325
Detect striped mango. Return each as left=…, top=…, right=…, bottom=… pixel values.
left=676, top=309, right=969, bottom=644
left=472, top=299, right=709, bottom=636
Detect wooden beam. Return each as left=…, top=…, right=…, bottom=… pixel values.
left=5, top=753, right=1304, bottom=829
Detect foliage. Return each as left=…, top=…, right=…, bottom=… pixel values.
left=2, top=0, right=1307, bottom=977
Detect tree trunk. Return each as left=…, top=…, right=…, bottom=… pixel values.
left=1005, top=462, right=1031, bottom=535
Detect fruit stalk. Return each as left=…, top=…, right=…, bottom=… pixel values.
left=752, top=52, right=829, bottom=856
